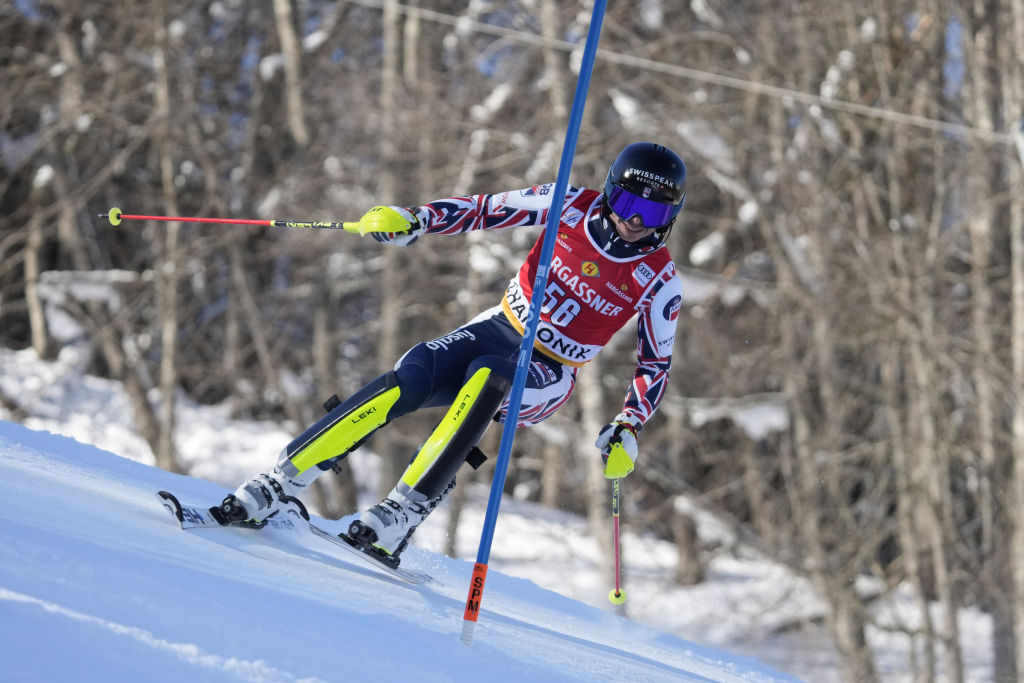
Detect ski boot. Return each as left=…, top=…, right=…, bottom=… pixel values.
left=347, top=481, right=453, bottom=568
left=214, top=467, right=314, bottom=527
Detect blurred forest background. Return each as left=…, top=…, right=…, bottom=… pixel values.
left=2, top=1, right=1023, bottom=681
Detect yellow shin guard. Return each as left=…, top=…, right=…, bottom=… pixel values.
left=398, top=367, right=510, bottom=499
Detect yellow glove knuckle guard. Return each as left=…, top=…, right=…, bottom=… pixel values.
left=603, top=442, right=634, bottom=479
left=362, top=206, right=412, bottom=234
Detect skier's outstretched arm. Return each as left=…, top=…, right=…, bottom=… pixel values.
left=357, top=184, right=589, bottom=244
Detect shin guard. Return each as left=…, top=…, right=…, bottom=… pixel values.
left=277, top=372, right=403, bottom=478
left=397, top=367, right=511, bottom=500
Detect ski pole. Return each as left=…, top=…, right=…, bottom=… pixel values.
left=608, top=477, right=626, bottom=605
left=98, top=207, right=364, bottom=233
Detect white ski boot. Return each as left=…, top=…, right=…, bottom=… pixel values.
left=347, top=481, right=453, bottom=564
left=219, top=464, right=319, bottom=526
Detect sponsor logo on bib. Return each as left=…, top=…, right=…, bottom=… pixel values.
left=562, top=208, right=583, bottom=227
left=633, top=262, right=655, bottom=287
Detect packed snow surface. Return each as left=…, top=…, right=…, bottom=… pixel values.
left=0, top=420, right=796, bottom=683
left=0, top=347, right=997, bottom=681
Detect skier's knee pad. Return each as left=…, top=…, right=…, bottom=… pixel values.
left=278, top=372, right=403, bottom=477
left=398, top=366, right=511, bottom=499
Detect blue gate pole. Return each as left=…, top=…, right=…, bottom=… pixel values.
left=461, top=0, right=608, bottom=645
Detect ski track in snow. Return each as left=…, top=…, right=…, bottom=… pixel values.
left=0, top=587, right=322, bottom=683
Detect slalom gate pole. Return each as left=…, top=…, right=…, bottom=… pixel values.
left=460, top=0, right=608, bottom=646
left=98, top=207, right=355, bottom=232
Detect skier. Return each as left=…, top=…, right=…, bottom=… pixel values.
left=219, top=142, right=687, bottom=567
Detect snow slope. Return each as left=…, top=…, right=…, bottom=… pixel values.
left=0, top=420, right=797, bottom=683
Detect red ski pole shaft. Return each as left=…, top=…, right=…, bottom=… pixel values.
left=614, top=481, right=621, bottom=592
left=98, top=207, right=358, bottom=232
left=608, top=477, right=626, bottom=605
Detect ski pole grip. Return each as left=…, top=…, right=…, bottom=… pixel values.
left=603, top=442, right=635, bottom=479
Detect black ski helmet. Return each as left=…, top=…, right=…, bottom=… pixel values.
left=600, top=142, right=687, bottom=253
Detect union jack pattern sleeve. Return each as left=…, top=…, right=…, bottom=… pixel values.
left=412, top=186, right=589, bottom=235
left=622, top=265, right=683, bottom=428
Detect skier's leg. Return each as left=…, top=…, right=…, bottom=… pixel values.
left=224, top=311, right=520, bottom=528
left=224, top=366, right=432, bottom=523
left=350, top=364, right=512, bottom=559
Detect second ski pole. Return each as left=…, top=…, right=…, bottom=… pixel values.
left=609, top=477, right=626, bottom=605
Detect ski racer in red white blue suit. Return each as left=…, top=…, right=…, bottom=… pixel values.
left=221, top=142, right=688, bottom=567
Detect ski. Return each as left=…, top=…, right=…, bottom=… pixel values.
left=307, top=522, right=431, bottom=585
left=156, top=490, right=302, bottom=531
left=155, top=490, right=430, bottom=585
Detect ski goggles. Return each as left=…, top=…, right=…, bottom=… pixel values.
left=605, top=186, right=680, bottom=229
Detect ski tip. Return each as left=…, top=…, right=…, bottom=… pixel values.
left=279, top=494, right=310, bottom=521
left=156, top=490, right=184, bottom=523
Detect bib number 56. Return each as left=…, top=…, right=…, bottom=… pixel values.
left=542, top=282, right=581, bottom=327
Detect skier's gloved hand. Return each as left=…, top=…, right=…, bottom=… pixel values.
left=344, top=206, right=424, bottom=245
left=595, top=412, right=641, bottom=479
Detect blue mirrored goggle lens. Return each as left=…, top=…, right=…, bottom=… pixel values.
left=607, top=187, right=677, bottom=228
